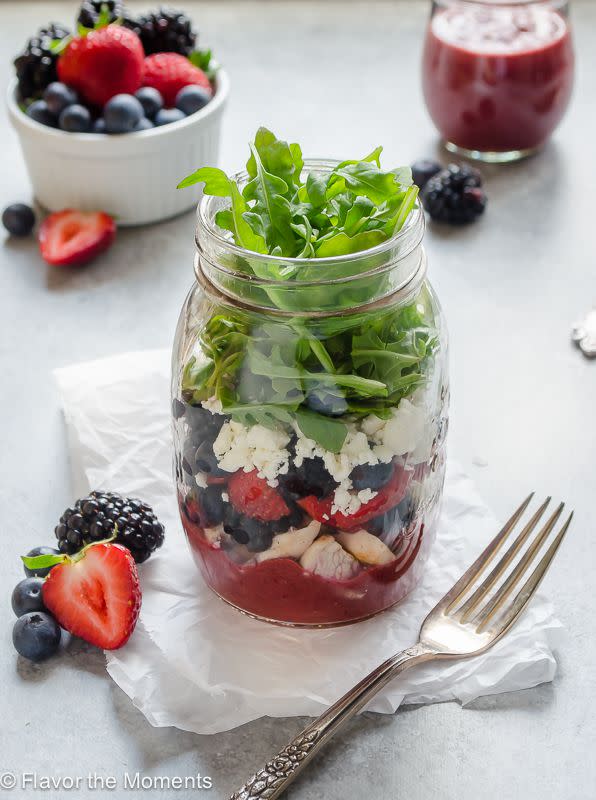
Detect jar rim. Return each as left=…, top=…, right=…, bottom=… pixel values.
left=195, top=158, right=424, bottom=270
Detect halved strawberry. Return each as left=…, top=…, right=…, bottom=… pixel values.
left=41, top=543, right=141, bottom=650
left=143, top=53, right=212, bottom=107
left=228, top=470, right=290, bottom=521
left=298, top=464, right=412, bottom=531
left=39, top=210, right=116, bottom=266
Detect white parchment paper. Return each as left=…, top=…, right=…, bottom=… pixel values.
left=54, top=350, right=563, bottom=735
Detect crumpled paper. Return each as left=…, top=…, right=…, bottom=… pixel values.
left=54, top=350, right=564, bottom=735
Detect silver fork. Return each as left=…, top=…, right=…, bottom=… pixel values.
left=229, top=494, right=573, bottom=800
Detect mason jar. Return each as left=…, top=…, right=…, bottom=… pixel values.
left=172, top=161, right=449, bottom=627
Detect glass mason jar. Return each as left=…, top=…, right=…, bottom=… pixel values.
left=172, top=161, right=449, bottom=627
left=422, top=0, right=575, bottom=162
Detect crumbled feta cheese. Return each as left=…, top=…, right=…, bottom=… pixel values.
left=330, top=482, right=378, bottom=516
left=221, top=492, right=229, bottom=503
left=212, top=421, right=290, bottom=486
left=195, top=473, right=208, bottom=489
left=293, top=425, right=384, bottom=485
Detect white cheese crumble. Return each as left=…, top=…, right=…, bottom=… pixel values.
left=212, top=421, right=290, bottom=486
left=195, top=472, right=208, bottom=489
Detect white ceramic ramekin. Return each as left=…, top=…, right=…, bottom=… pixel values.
left=7, top=70, right=229, bottom=226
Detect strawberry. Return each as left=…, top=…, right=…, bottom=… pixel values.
left=58, top=26, right=144, bottom=107
left=228, top=470, right=290, bottom=521
left=39, top=210, right=116, bottom=266
left=143, top=53, right=212, bottom=107
left=40, top=543, right=141, bottom=650
left=298, top=465, right=412, bottom=531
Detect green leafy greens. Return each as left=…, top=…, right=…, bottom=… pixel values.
left=178, top=127, right=418, bottom=259
left=178, top=129, right=435, bottom=452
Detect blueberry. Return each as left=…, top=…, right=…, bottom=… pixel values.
left=93, top=118, right=106, bottom=133
left=350, top=461, right=394, bottom=491
left=104, top=94, right=143, bottom=134
left=154, top=108, right=185, bottom=127
left=23, top=546, right=61, bottom=578
left=59, top=104, right=91, bottom=133
left=12, top=612, right=61, bottom=662
left=26, top=100, right=56, bottom=127
left=134, top=87, right=163, bottom=119
left=175, top=85, right=211, bottom=116
left=305, top=389, right=348, bottom=417
left=246, top=527, right=274, bottom=553
left=411, top=159, right=442, bottom=191
left=280, top=457, right=337, bottom=499
left=200, top=486, right=225, bottom=526
left=2, top=203, right=35, bottom=237
left=195, top=440, right=225, bottom=475
left=11, top=578, right=46, bottom=617
left=133, top=117, right=154, bottom=131
left=43, top=82, right=78, bottom=115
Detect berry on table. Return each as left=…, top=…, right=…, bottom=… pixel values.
left=133, top=117, right=154, bottom=131
left=422, top=164, right=487, bottom=225
left=56, top=491, right=165, bottom=563
left=39, top=210, right=116, bottom=267
left=104, top=93, right=144, bottom=133
left=143, top=52, right=212, bottom=107
left=125, top=7, right=196, bottom=56
left=411, top=159, right=442, bottom=191
left=58, top=25, right=144, bottom=107
left=2, top=203, right=35, bottom=237
left=23, top=546, right=61, bottom=577
left=175, top=85, right=211, bottom=115
left=77, top=0, right=126, bottom=29
left=26, top=100, right=56, bottom=127
left=13, top=611, right=61, bottom=662
left=43, top=82, right=78, bottom=115
left=14, top=23, right=71, bottom=100
left=134, top=86, right=163, bottom=119
left=59, top=103, right=92, bottom=133
left=154, top=107, right=185, bottom=126
left=93, top=117, right=106, bottom=133
left=12, top=577, right=46, bottom=617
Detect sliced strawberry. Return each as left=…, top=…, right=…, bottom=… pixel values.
left=58, top=26, right=144, bottom=107
left=298, top=464, right=412, bottom=531
left=39, top=210, right=116, bottom=266
left=42, top=543, right=141, bottom=650
left=143, top=53, right=212, bottom=107
left=228, top=470, right=290, bottom=521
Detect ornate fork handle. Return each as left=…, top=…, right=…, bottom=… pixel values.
left=229, top=642, right=438, bottom=800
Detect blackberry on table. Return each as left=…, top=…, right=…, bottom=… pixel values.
left=56, top=491, right=165, bottom=563
left=411, top=159, right=442, bottom=191
left=14, top=23, right=71, bottom=101
left=422, top=164, right=487, bottom=225
left=124, top=7, right=196, bottom=56
left=76, top=1, right=126, bottom=29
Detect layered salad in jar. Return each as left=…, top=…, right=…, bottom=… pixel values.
left=173, top=129, right=448, bottom=626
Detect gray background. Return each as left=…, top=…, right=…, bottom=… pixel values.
left=1, top=2, right=595, bottom=798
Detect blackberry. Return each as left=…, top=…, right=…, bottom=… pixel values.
left=422, top=164, right=487, bottom=225
left=124, top=7, right=196, bottom=56
left=411, top=159, right=442, bottom=191
left=76, top=1, right=125, bottom=29
left=56, top=491, right=165, bottom=563
left=280, top=456, right=337, bottom=499
left=14, top=23, right=71, bottom=101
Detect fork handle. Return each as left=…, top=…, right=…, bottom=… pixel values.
left=229, top=641, right=438, bottom=800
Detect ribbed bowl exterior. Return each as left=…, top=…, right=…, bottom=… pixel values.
left=7, top=70, right=229, bottom=226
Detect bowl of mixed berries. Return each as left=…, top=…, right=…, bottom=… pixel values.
left=7, top=1, right=229, bottom=225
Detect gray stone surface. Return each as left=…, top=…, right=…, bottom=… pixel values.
left=1, top=2, right=595, bottom=798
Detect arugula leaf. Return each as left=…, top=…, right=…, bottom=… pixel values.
left=294, top=409, right=347, bottom=453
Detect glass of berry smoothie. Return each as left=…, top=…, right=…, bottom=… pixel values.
left=422, top=0, right=574, bottom=162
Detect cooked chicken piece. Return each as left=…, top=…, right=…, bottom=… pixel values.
left=299, top=535, right=360, bottom=580
left=337, top=529, right=395, bottom=565
left=203, top=524, right=224, bottom=546
left=256, top=520, right=321, bottom=563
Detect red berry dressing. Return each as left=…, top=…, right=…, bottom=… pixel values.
left=422, top=1, right=574, bottom=157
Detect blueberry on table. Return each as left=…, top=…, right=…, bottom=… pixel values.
left=59, top=104, right=92, bottom=133
left=2, top=203, right=35, bottom=237
left=175, top=85, right=211, bottom=116
left=13, top=611, right=61, bottom=662
left=43, top=81, right=78, bottom=115
left=154, top=107, right=185, bottom=127
left=26, top=100, right=56, bottom=127
left=135, top=86, right=163, bottom=119
left=23, top=546, right=61, bottom=578
left=104, top=93, right=144, bottom=134
left=133, top=117, right=154, bottom=131
left=12, top=577, right=46, bottom=617
left=411, top=159, right=442, bottom=190
left=93, top=117, right=106, bottom=133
